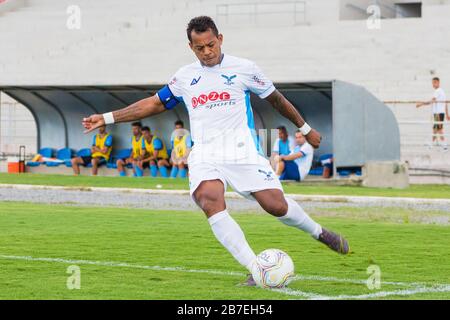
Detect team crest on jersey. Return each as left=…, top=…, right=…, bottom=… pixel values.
left=190, top=76, right=201, bottom=86
left=221, top=74, right=237, bottom=85
left=258, top=169, right=274, bottom=181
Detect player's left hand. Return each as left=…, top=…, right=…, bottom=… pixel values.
left=306, top=129, right=322, bottom=149
left=82, top=114, right=105, bottom=133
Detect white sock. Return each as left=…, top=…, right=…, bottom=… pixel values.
left=278, top=198, right=322, bottom=239
left=208, top=210, right=256, bottom=272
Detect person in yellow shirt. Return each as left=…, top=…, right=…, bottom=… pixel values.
left=71, top=125, right=112, bottom=175
left=116, top=122, right=143, bottom=177
left=170, top=120, right=192, bottom=178
left=136, top=126, right=170, bottom=177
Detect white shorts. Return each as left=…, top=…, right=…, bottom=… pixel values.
left=188, top=158, right=284, bottom=200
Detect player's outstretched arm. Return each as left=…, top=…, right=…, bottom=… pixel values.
left=82, top=95, right=165, bottom=133
left=265, top=90, right=322, bottom=149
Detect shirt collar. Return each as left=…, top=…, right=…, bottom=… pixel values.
left=199, top=53, right=225, bottom=69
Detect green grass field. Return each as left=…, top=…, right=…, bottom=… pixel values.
left=1, top=201, right=449, bottom=300
left=1, top=173, right=449, bottom=199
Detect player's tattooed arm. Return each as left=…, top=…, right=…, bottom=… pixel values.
left=265, top=90, right=322, bottom=148
left=82, top=95, right=166, bottom=133
left=265, top=90, right=305, bottom=128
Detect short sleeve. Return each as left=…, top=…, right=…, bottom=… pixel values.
left=300, top=143, right=313, bottom=156
left=167, top=71, right=184, bottom=99
left=153, top=138, right=163, bottom=150
left=185, top=135, right=192, bottom=148
left=272, top=138, right=280, bottom=153
left=243, top=63, right=276, bottom=99
left=105, top=135, right=113, bottom=147
left=170, top=131, right=176, bottom=146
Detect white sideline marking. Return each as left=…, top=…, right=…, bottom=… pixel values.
left=0, top=255, right=245, bottom=277
left=2, top=254, right=449, bottom=300
left=325, top=285, right=450, bottom=300
left=1, top=183, right=449, bottom=205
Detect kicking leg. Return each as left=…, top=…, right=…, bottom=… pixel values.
left=193, top=180, right=256, bottom=275
left=252, top=189, right=349, bottom=254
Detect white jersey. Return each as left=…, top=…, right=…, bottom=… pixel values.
left=292, top=142, right=314, bottom=180
left=432, top=87, right=446, bottom=114
left=167, top=54, right=275, bottom=164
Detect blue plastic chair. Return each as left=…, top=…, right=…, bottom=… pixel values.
left=308, top=167, right=324, bottom=176
left=46, top=148, right=73, bottom=167
left=27, top=147, right=55, bottom=167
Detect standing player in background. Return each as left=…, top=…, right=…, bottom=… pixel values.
left=170, top=120, right=192, bottom=178
left=116, top=122, right=143, bottom=177
left=71, top=125, right=112, bottom=176
left=82, top=16, right=349, bottom=285
left=136, top=126, right=170, bottom=177
left=417, top=77, right=448, bottom=151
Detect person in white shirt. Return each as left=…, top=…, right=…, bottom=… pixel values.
left=275, top=131, right=314, bottom=181
left=81, top=16, right=349, bottom=286
left=417, top=77, right=449, bottom=151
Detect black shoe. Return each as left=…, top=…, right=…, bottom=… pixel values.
left=318, top=228, right=350, bottom=255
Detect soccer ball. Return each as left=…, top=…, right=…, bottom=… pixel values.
left=251, top=249, right=295, bottom=288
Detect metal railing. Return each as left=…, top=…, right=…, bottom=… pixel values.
left=384, top=100, right=450, bottom=148
left=216, top=0, right=307, bottom=26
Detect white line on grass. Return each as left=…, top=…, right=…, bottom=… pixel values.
left=1, top=254, right=449, bottom=300
left=324, top=285, right=450, bottom=300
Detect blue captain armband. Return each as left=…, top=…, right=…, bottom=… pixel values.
left=157, top=85, right=180, bottom=110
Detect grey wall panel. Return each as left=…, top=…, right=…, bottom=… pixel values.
left=5, top=89, right=66, bottom=150
left=332, top=80, right=400, bottom=168
left=34, top=90, right=98, bottom=150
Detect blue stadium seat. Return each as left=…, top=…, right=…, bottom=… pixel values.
left=27, top=147, right=55, bottom=167
left=46, top=148, right=73, bottom=167
left=338, top=169, right=351, bottom=177
left=308, top=167, right=324, bottom=176
left=77, top=148, right=92, bottom=157
left=107, top=148, right=132, bottom=169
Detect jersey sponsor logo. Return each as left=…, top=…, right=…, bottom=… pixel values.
left=190, top=76, right=201, bottom=86
left=191, top=91, right=234, bottom=109
left=221, top=74, right=237, bottom=85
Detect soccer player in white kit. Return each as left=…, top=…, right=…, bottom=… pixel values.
left=82, top=16, right=349, bottom=285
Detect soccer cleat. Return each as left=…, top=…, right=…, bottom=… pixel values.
left=317, top=228, right=350, bottom=255
left=237, top=274, right=257, bottom=287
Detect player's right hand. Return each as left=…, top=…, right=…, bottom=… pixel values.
left=82, top=114, right=105, bottom=133
left=306, top=128, right=321, bottom=149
